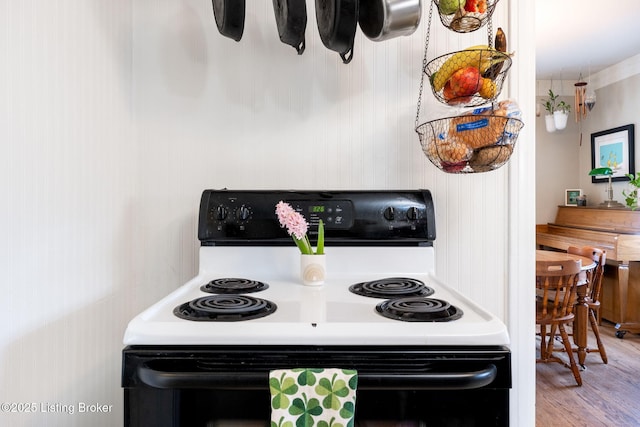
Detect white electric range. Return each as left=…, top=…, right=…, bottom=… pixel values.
left=122, top=190, right=511, bottom=427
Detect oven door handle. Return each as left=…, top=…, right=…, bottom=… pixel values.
left=136, top=364, right=498, bottom=390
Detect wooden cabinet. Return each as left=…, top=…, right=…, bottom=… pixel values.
left=601, top=261, right=640, bottom=325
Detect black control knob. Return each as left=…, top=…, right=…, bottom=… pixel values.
left=407, top=207, right=419, bottom=220
left=215, top=206, right=227, bottom=220
left=236, top=205, right=251, bottom=221
left=383, top=206, right=395, bottom=221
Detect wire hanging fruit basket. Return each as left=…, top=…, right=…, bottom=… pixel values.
left=416, top=102, right=524, bottom=173
left=414, top=2, right=523, bottom=174
left=433, top=0, right=500, bottom=33
left=425, top=48, right=511, bottom=108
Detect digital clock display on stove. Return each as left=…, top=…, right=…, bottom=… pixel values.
left=285, top=200, right=353, bottom=230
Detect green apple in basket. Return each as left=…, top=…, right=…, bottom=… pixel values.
left=439, top=0, right=465, bottom=15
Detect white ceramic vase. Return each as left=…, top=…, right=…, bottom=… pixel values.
left=300, top=254, right=326, bottom=286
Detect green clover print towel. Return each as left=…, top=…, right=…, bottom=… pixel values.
left=269, top=368, right=358, bottom=427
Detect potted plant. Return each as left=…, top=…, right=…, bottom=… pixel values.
left=542, top=89, right=571, bottom=132
left=275, top=201, right=326, bottom=286
left=623, top=172, right=640, bottom=210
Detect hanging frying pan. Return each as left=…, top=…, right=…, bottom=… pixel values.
left=212, top=0, right=245, bottom=42
left=273, top=0, right=307, bottom=54
left=316, top=0, right=358, bottom=64
left=358, top=0, right=421, bottom=41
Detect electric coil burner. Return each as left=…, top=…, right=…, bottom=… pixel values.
left=349, top=277, right=435, bottom=299
left=375, top=297, right=463, bottom=322
left=201, top=277, right=269, bottom=294
left=123, top=190, right=511, bottom=427
left=173, top=294, right=277, bottom=321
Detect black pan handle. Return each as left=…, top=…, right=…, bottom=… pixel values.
left=340, top=47, right=354, bottom=64
left=296, top=39, right=306, bottom=55
left=136, top=364, right=497, bottom=391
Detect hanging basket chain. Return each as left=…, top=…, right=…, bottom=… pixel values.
left=487, top=15, right=494, bottom=48
left=414, top=0, right=434, bottom=131
left=414, top=5, right=523, bottom=174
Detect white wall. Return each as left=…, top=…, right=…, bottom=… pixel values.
left=535, top=56, right=640, bottom=224
left=535, top=90, right=582, bottom=223
left=2, top=1, right=536, bottom=426
left=2, top=1, right=135, bottom=426
left=578, top=73, right=640, bottom=201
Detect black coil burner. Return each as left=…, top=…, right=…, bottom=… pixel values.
left=349, top=277, right=434, bottom=299
left=375, top=297, right=463, bottom=322
left=174, top=295, right=276, bottom=321
left=201, top=278, right=268, bottom=294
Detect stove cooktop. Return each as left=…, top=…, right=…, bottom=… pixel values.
left=123, top=247, right=509, bottom=347
left=123, top=190, right=509, bottom=348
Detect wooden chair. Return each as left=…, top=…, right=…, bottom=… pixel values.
left=536, top=258, right=582, bottom=386
left=567, top=246, right=608, bottom=364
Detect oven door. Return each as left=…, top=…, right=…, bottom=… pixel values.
left=123, top=345, right=511, bottom=427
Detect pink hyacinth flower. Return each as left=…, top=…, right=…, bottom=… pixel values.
left=275, top=201, right=308, bottom=240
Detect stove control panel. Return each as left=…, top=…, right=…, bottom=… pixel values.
left=285, top=199, right=354, bottom=230
left=198, top=190, right=436, bottom=245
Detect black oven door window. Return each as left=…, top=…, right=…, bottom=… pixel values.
left=123, top=346, right=511, bottom=427
left=125, top=388, right=508, bottom=427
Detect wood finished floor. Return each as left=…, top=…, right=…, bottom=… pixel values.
left=536, top=320, right=640, bottom=426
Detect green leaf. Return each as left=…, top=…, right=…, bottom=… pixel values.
left=297, top=369, right=318, bottom=386
left=315, top=220, right=325, bottom=255
left=270, top=374, right=299, bottom=410
left=316, top=376, right=349, bottom=410
left=291, top=395, right=323, bottom=427
left=307, top=398, right=323, bottom=416
left=339, top=401, right=355, bottom=421
left=289, top=397, right=306, bottom=416
left=281, top=377, right=299, bottom=395
left=293, top=236, right=313, bottom=255
left=272, top=393, right=289, bottom=410
left=296, top=413, right=314, bottom=427
left=347, top=373, right=358, bottom=391
left=332, top=379, right=349, bottom=398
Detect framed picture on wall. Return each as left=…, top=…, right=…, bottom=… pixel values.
left=591, top=124, right=635, bottom=183
left=565, top=189, right=583, bottom=206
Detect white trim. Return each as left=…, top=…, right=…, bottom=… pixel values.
left=591, top=52, right=640, bottom=89
left=510, top=0, right=537, bottom=425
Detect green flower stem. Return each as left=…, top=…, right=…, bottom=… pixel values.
left=292, top=221, right=325, bottom=255
left=304, top=235, right=313, bottom=254
left=293, top=236, right=313, bottom=255
left=316, top=220, right=324, bottom=255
